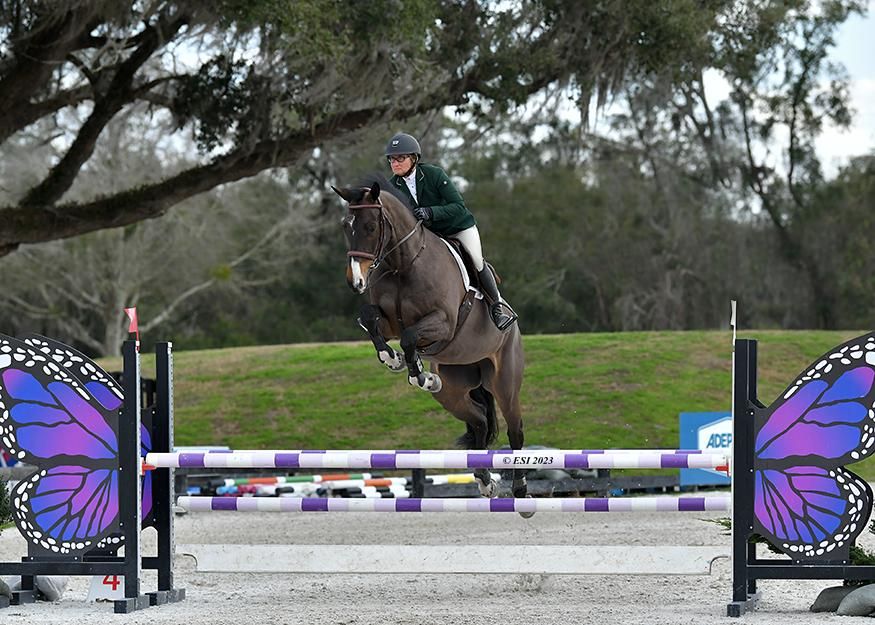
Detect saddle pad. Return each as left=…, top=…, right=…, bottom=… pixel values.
left=439, top=238, right=483, bottom=300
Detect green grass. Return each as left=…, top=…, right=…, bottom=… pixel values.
left=100, top=329, right=875, bottom=479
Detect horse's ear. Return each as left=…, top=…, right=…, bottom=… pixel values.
left=331, top=185, right=354, bottom=202
left=368, top=182, right=381, bottom=201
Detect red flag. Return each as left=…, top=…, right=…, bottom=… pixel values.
left=124, top=307, right=140, bottom=345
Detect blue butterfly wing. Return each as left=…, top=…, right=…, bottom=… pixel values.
left=23, top=335, right=153, bottom=523
left=0, top=334, right=123, bottom=554
left=14, top=464, right=120, bottom=554
left=0, top=335, right=118, bottom=464
left=754, top=465, right=871, bottom=558
left=753, top=332, right=875, bottom=559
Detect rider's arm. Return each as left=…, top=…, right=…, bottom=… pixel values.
left=427, top=168, right=469, bottom=224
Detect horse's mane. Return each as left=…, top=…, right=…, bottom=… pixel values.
left=355, top=172, right=412, bottom=210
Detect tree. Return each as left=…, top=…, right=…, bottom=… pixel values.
left=0, top=102, right=317, bottom=354
left=614, top=0, right=866, bottom=327
left=0, top=0, right=737, bottom=257
left=803, top=155, right=875, bottom=328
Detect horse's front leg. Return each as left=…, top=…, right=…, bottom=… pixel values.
left=400, top=310, right=451, bottom=393
left=357, top=304, right=405, bottom=372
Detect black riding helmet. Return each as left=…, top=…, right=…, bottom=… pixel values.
left=385, top=133, right=421, bottom=161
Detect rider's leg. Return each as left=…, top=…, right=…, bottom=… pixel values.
left=449, top=226, right=517, bottom=330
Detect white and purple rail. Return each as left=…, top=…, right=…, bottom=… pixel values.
left=177, top=495, right=730, bottom=513
left=146, top=449, right=730, bottom=471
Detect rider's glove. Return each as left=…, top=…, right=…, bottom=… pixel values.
left=413, top=206, right=433, bottom=222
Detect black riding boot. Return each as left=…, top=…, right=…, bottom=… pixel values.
left=477, top=267, right=518, bottom=331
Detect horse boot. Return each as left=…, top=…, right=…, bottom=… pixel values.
left=477, top=267, right=518, bottom=331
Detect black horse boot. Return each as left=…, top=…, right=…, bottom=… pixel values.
left=477, top=266, right=518, bottom=331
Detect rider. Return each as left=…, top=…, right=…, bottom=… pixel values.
left=385, top=132, right=517, bottom=331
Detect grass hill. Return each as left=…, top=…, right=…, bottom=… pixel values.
left=102, top=329, right=875, bottom=478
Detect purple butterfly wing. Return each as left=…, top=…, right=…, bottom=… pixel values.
left=753, top=332, right=875, bottom=559
left=0, top=335, right=118, bottom=464
left=754, top=466, right=871, bottom=558
left=0, top=335, right=124, bottom=554
left=755, top=335, right=875, bottom=463
left=13, top=465, right=120, bottom=554
left=23, top=335, right=153, bottom=522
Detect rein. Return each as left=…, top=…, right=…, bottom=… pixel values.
left=346, top=198, right=426, bottom=287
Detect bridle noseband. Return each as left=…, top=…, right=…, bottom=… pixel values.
left=346, top=196, right=425, bottom=283
left=346, top=201, right=387, bottom=263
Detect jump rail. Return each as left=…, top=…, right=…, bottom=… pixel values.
left=177, top=495, right=731, bottom=513
left=145, top=450, right=729, bottom=470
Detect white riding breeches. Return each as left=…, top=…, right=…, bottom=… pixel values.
left=449, top=226, right=484, bottom=272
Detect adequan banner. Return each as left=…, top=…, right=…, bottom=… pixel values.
left=679, top=412, right=732, bottom=487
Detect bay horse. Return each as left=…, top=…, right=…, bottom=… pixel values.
left=332, top=175, right=528, bottom=502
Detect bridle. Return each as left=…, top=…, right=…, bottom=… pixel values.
left=346, top=195, right=425, bottom=285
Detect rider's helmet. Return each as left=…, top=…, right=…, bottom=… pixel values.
left=385, top=133, right=421, bottom=162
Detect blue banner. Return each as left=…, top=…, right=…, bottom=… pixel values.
left=679, top=411, right=731, bottom=487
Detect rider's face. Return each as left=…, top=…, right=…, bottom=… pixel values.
left=389, top=154, right=413, bottom=176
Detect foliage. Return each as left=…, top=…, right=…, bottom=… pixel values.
left=0, top=478, right=11, bottom=528
left=1, top=0, right=729, bottom=255
left=610, top=0, right=868, bottom=328
left=0, top=2, right=870, bottom=349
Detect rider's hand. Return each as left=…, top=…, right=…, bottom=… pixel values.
left=413, top=206, right=433, bottom=222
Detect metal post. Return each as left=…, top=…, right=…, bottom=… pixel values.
left=411, top=469, right=426, bottom=498
left=727, top=338, right=760, bottom=616
left=149, top=342, right=185, bottom=605
left=115, top=339, right=147, bottom=613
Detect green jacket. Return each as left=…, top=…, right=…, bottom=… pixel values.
left=390, top=163, right=476, bottom=236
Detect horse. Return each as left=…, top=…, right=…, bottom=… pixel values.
left=332, top=175, right=528, bottom=502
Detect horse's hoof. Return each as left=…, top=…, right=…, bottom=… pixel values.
left=426, top=373, right=442, bottom=393
left=408, top=372, right=442, bottom=393
left=477, top=479, right=498, bottom=498
left=378, top=350, right=405, bottom=372
left=518, top=495, right=535, bottom=519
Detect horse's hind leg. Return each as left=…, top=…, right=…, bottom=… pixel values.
left=431, top=363, right=498, bottom=498
left=357, top=304, right=405, bottom=372
left=486, top=331, right=529, bottom=504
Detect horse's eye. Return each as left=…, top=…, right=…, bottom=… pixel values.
left=365, top=222, right=377, bottom=234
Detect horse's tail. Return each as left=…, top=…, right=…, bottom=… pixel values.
left=456, top=385, right=498, bottom=448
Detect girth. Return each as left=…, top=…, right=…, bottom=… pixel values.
left=416, top=290, right=477, bottom=357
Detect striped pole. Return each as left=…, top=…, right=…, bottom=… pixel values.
left=216, top=472, right=498, bottom=488
left=221, top=473, right=374, bottom=486
left=146, top=450, right=729, bottom=471
left=177, top=496, right=730, bottom=513
left=199, top=448, right=713, bottom=455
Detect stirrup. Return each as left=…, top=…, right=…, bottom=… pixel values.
left=490, top=302, right=518, bottom=331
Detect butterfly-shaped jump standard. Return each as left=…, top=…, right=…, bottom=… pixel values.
left=753, top=332, right=875, bottom=560
left=0, top=334, right=152, bottom=556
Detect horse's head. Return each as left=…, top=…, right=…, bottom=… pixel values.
left=332, top=181, right=387, bottom=293
left=334, top=175, right=422, bottom=294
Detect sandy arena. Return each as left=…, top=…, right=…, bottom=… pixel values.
left=0, top=491, right=866, bottom=625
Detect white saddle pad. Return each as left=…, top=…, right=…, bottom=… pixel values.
left=439, top=238, right=484, bottom=300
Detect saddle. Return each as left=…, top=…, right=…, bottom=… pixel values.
left=443, top=238, right=502, bottom=292
left=417, top=238, right=503, bottom=357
